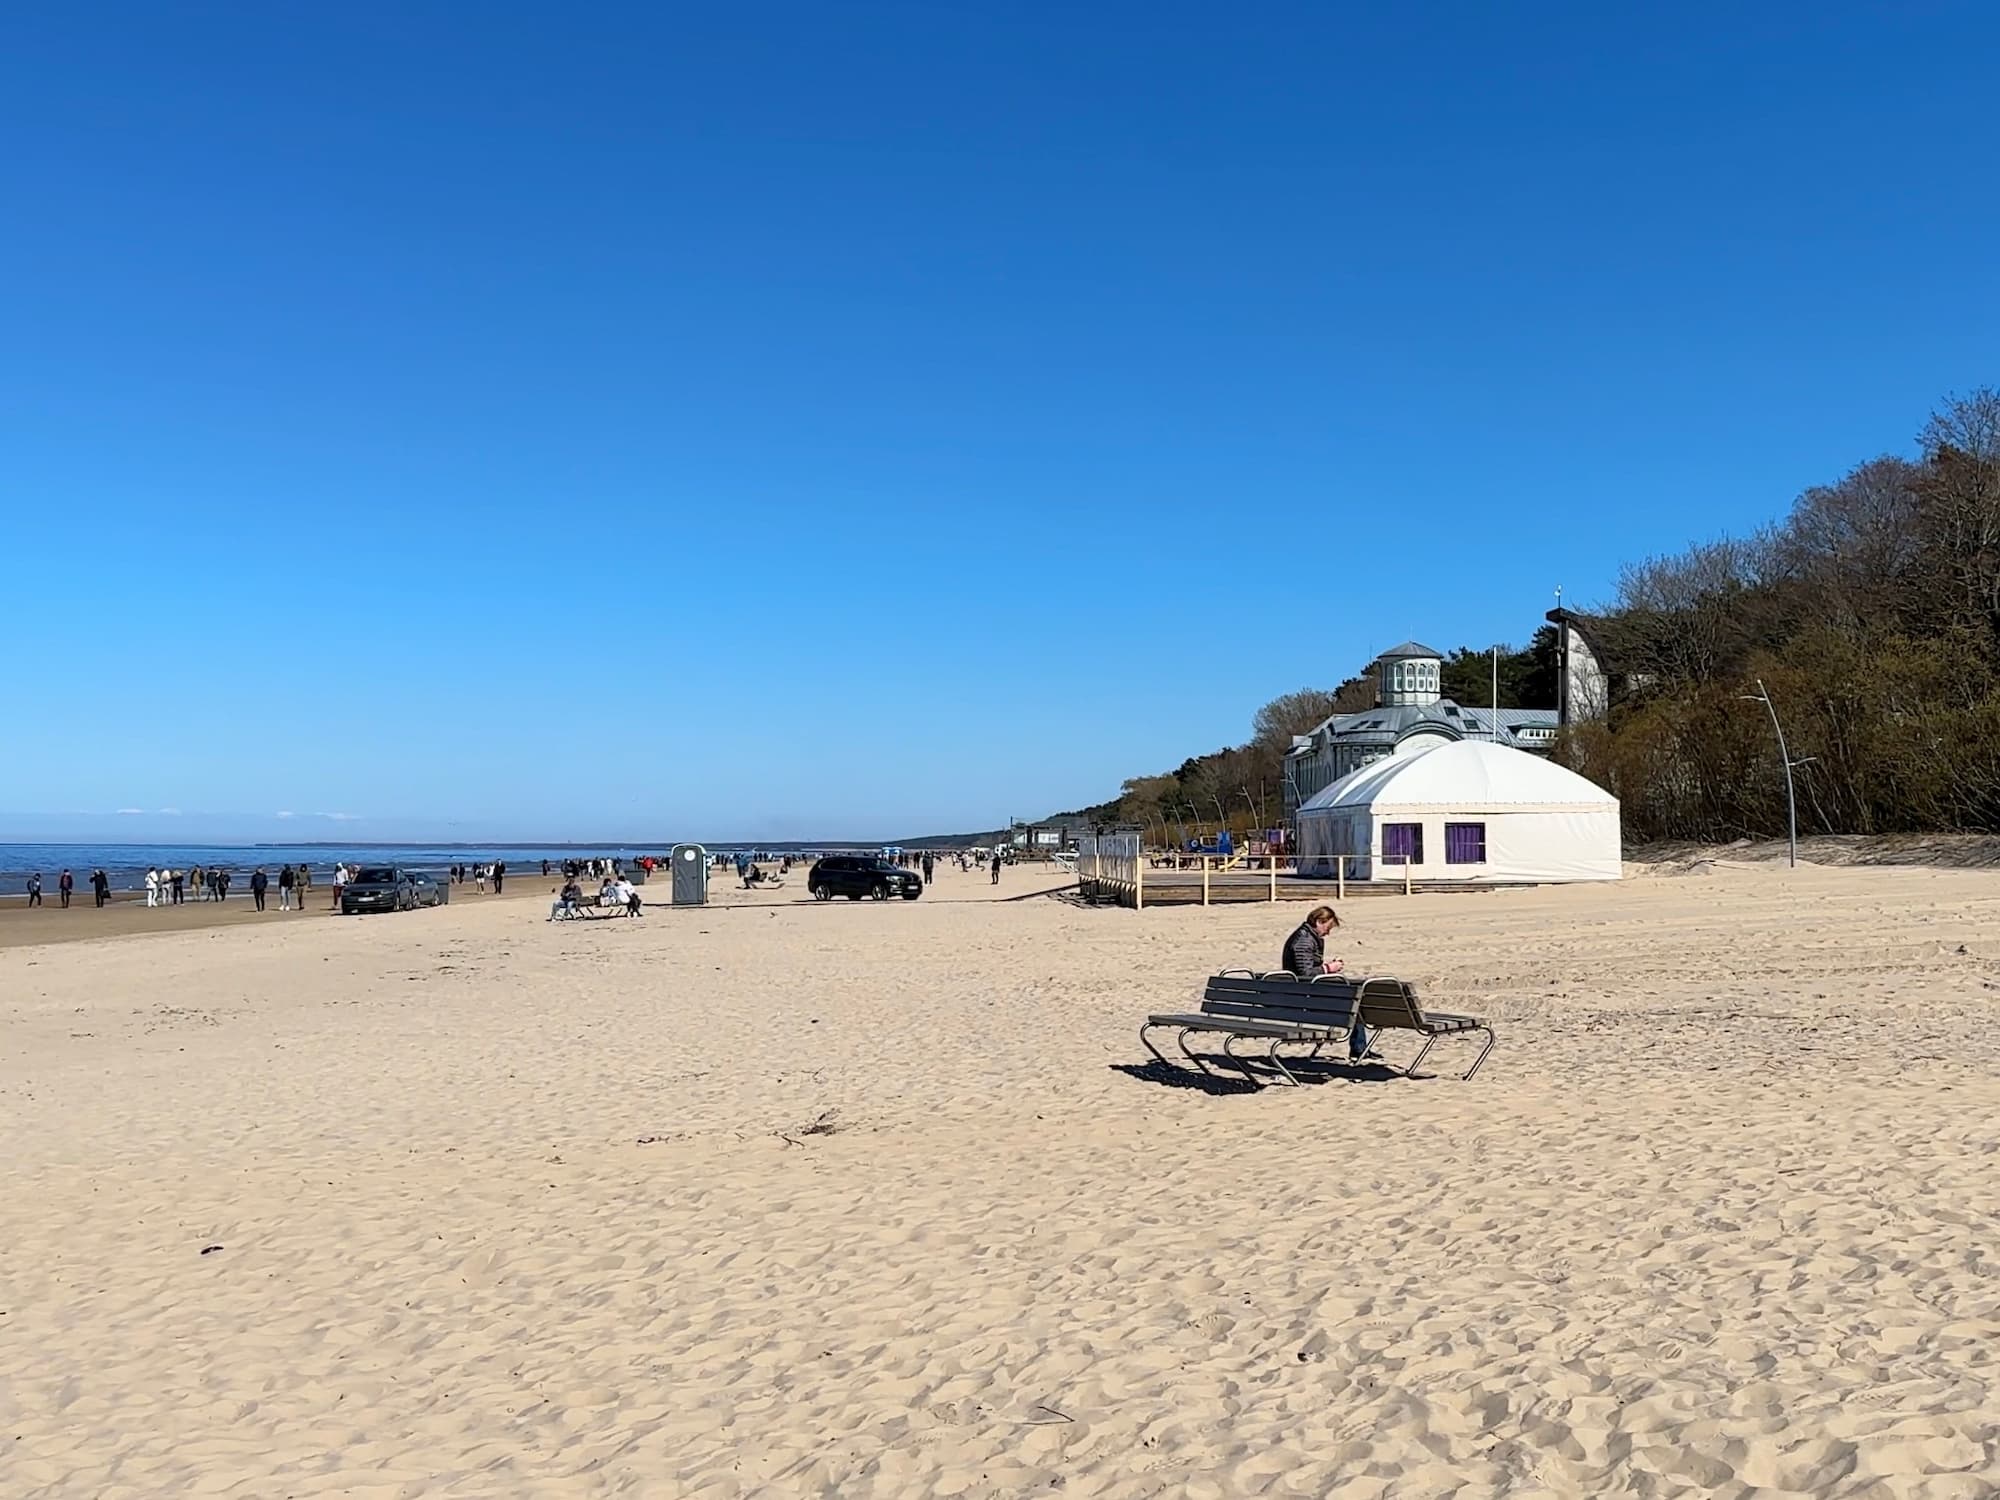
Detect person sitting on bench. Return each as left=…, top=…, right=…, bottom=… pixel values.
left=549, top=880, right=583, bottom=920
left=1281, top=905, right=1374, bottom=1060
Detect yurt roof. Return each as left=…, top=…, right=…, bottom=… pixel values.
left=1296, top=739, right=1618, bottom=813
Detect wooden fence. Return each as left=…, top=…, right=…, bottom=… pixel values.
left=1076, top=832, right=1145, bottom=908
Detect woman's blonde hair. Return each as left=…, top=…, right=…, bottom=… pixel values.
left=1307, top=905, right=1341, bottom=928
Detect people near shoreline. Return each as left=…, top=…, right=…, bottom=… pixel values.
left=217, top=868, right=232, bottom=902
left=58, top=869, right=73, bottom=908
left=989, top=851, right=1001, bottom=885
left=297, top=864, right=312, bottom=900
left=492, top=861, right=506, bottom=893
left=170, top=868, right=185, bottom=904
left=922, top=853, right=934, bottom=885
left=91, top=868, right=109, bottom=907
left=251, top=867, right=269, bottom=911
left=278, top=863, right=295, bottom=910
left=26, top=872, right=42, bottom=907
left=332, top=863, right=348, bottom=909
left=476, top=864, right=488, bottom=893
left=144, top=868, right=160, bottom=907
left=1280, top=905, right=1373, bottom=1060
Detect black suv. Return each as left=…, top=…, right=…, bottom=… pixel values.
left=808, top=856, right=923, bottom=902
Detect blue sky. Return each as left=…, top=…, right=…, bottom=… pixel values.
left=4, top=2, right=1996, bottom=840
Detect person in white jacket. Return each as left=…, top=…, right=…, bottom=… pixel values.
left=144, top=868, right=160, bottom=907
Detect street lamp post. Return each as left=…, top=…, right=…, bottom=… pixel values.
left=1739, top=678, right=1810, bottom=869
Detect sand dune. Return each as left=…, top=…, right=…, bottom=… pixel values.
left=3, top=860, right=1997, bottom=1497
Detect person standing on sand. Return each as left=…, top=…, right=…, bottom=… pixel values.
left=171, top=868, right=185, bottom=904
left=251, top=867, right=268, bottom=911
left=59, top=869, right=73, bottom=908
left=278, top=863, right=295, bottom=910
left=332, top=863, right=347, bottom=910
left=145, top=868, right=160, bottom=907
left=26, top=872, right=43, bottom=907
left=492, top=860, right=505, bottom=893
left=476, top=864, right=488, bottom=893
left=989, top=851, right=1001, bottom=885
left=91, top=868, right=109, bottom=907
left=297, top=864, right=312, bottom=903
left=922, top=853, right=934, bottom=885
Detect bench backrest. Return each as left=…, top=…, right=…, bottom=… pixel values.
left=1201, top=972, right=1360, bottom=1029
left=1202, top=972, right=1433, bottom=1032
left=1353, top=977, right=1429, bottom=1032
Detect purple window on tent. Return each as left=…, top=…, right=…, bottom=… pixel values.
left=1445, top=822, right=1487, bottom=865
left=1382, top=823, right=1423, bottom=866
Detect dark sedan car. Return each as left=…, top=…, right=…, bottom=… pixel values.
left=808, top=856, right=923, bottom=901
left=341, top=866, right=416, bottom=914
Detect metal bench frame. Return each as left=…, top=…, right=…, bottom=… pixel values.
left=1142, top=971, right=1496, bottom=1086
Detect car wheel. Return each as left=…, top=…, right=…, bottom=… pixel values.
left=811, top=884, right=829, bottom=901
left=871, top=882, right=890, bottom=901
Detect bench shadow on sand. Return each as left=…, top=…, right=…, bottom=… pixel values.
left=1110, top=1056, right=1403, bottom=1094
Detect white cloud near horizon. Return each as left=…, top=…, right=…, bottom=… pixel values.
left=115, top=808, right=144, bottom=815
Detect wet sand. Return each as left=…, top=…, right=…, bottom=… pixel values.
left=0, top=879, right=543, bottom=949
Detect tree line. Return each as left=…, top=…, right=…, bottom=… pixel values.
left=1564, top=388, right=2000, bottom=842
left=1054, top=387, right=2000, bottom=848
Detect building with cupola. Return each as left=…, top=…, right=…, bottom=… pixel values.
left=1281, top=642, right=1560, bottom=820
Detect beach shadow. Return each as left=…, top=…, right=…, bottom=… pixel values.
left=1110, top=1056, right=1405, bottom=1093
left=1108, top=1060, right=1260, bottom=1095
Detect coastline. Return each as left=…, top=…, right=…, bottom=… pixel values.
left=0, top=879, right=548, bottom=950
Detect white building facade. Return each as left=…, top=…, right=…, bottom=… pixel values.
left=1282, top=642, right=1558, bottom=821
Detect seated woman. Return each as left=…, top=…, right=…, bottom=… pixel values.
left=1280, top=905, right=1375, bottom=1061
left=549, top=880, right=583, bottom=920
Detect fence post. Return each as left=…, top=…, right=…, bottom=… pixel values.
left=1135, top=856, right=1144, bottom=912
left=1269, top=853, right=1277, bottom=903
left=1202, top=858, right=1210, bottom=907
left=1337, top=854, right=1345, bottom=901
left=1403, top=859, right=1412, bottom=897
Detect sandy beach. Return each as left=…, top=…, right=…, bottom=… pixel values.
left=3, top=858, right=1998, bottom=1498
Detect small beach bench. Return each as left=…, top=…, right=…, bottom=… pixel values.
left=1141, top=971, right=1496, bottom=1086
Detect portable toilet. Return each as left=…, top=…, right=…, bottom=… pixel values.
left=671, top=844, right=708, bottom=905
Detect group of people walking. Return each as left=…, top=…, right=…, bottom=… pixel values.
left=140, top=865, right=238, bottom=905
left=447, top=863, right=506, bottom=892
left=21, top=870, right=84, bottom=907
left=19, top=865, right=323, bottom=912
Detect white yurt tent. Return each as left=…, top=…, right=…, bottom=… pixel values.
left=1294, top=739, right=1620, bottom=884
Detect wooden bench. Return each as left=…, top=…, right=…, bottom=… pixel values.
left=1142, top=971, right=1496, bottom=1086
